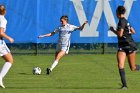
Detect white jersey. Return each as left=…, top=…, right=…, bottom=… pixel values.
left=53, top=24, right=79, bottom=46
left=0, top=15, right=10, bottom=56
left=0, top=15, right=7, bottom=32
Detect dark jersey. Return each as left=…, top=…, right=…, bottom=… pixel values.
left=117, top=17, right=137, bottom=49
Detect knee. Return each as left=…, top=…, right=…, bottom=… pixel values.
left=118, top=64, right=124, bottom=69
left=3, top=53, right=14, bottom=64
left=10, top=60, right=14, bottom=64
left=6, top=58, right=14, bottom=64
left=10, top=58, right=14, bottom=64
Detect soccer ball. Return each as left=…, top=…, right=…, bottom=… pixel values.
left=33, top=67, right=41, bottom=75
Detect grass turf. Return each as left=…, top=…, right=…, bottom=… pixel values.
left=0, top=54, right=140, bottom=93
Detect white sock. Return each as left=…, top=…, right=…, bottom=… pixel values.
left=50, top=60, right=58, bottom=71
left=0, top=62, right=12, bottom=78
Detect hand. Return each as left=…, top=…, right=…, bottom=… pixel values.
left=38, top=35, right=44, bottom=38
left=84, top=21, right=88, bottom=24
left=8, top=37, right=14, bottom=43
left=109, top=26, right=115, bottom=31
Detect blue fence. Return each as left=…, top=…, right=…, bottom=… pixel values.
left=0, top=0, right=140, bottom=43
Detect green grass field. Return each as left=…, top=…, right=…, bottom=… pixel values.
left=0, top=54, right=140, bottom=93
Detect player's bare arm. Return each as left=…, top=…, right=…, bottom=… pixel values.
left=130, top=27, right=135, bottom=34
left=38, top=32, right=55, bottom=38
left=76, top=21, right=88, bottom=30
left=0, top=28, right=14, bottom=43
left=109, top=26, right=124, bottom=37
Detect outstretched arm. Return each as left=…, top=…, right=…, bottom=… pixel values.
left=38, top=32, right=55, bottom=38
left=76, top=21, right=88, bottom=30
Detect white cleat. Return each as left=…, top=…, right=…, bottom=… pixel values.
left=0, top=78, right=5, bottom=88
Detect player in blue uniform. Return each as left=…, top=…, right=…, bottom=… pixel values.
left=38, top=15, right=88, bottom=74
left=110, top=6, right=140, bottom=89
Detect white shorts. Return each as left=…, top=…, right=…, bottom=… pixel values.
left=56, top=43, right=70, bottom=54
left=0, top=40, right=10, bottom=56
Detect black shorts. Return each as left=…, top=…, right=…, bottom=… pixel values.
left=118, top=47, right=137, bottom=55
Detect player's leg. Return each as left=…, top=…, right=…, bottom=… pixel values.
left=49, top=50, right=65, bottom=71
left=117, top=51, right=127, bottom=89
left=0, top=53, right=13, bottom=88
left=55, top=52, right=59, bottom=59
left=47, top=43, right=70, bottom=75
left=127, top=51, right=140, bottom=71
left=1, top=53, right=13, bottom=78
left=48, top=51, right=59, bottom=72
left=47, top=45, right=60, bottom=74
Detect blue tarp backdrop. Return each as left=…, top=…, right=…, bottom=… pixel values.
left=0, top=0, right=140, bottom=43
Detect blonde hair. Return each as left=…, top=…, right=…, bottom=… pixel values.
left=0, top=5, right=6, bottom=15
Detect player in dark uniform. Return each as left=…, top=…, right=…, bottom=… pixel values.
left=110, top=6, right=140, bottom=89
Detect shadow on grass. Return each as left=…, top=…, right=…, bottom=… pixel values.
left=18, top=73, right=29, bottom=75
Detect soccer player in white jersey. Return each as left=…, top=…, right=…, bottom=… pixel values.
left=38, top=15, right=88, bottom=74
left=0, top=5, right=14, bottom=88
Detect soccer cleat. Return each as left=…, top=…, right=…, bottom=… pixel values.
left=120, top=86, right=127, bottom=90
left=0, top=78, right=5, bottom=88
left=46, top=68, right=51, bottom=75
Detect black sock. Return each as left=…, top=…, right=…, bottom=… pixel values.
left=136, top=65, right=140, bottom=70
left=119, top=69, right=127, bottom=87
